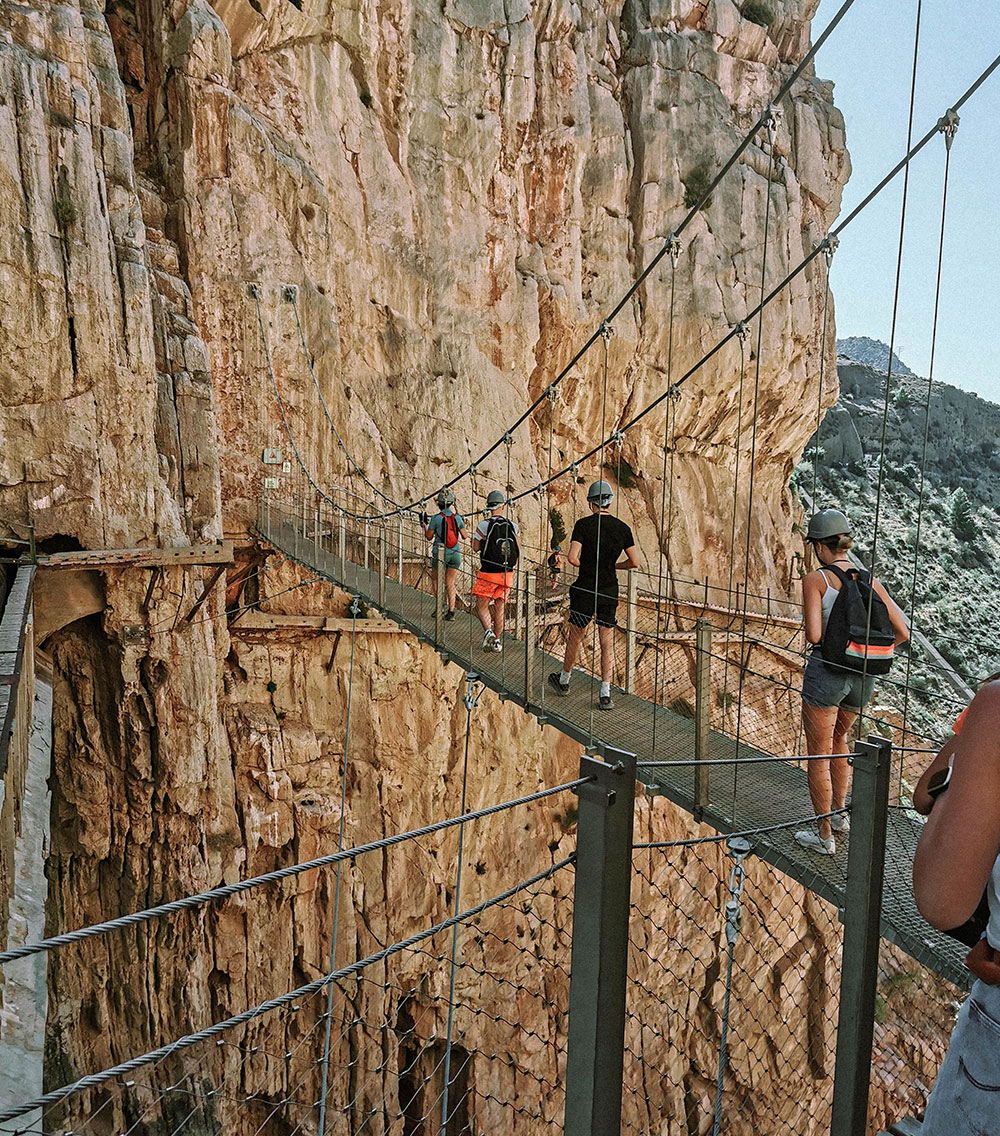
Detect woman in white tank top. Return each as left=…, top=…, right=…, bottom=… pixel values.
left=795, top=510, right=908, bottom=855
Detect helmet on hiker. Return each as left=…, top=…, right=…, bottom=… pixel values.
left=436, top=488, right=455, bottom=509
left=587, top=480, right=614, bottom=508
left=486, top=490, right=506, bottom=508
left=806, top=509, right=851, bottom=542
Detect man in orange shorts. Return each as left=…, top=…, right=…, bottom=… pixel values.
left=472, top=490, right=520, bottom=652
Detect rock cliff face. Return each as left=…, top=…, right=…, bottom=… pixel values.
left=0, top=0, right=945, bottom=1131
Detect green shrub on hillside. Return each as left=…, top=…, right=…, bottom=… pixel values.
left=950, top=488, right=978, bottom=542
left=683, top=161, right=714, bottom=210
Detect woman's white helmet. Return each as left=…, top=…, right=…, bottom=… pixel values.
left=806, top=508, right=851, bottom=542
left=587, top=480, right=614, bottom=508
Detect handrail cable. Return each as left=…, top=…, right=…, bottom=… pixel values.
left=0, top=857, right=574, bottom=1125
left=633, top=808, right=848, bottom=850
left=0, top=776, right=591, bottom=966
left=266, top=0, right=861, bottom=525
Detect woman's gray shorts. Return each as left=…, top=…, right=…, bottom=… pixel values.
left=801, top=652, right=875, bottom=712
left=921, top=978, right=1000, bottom=1135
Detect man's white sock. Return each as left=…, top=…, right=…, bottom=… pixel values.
left=560, top=671, right=571, bottom=687
left=600, top=682, right=611, bottom=698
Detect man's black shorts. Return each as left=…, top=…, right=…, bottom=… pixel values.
left=568, top=584, right=618, bottom=629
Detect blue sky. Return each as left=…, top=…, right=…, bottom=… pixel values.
left=813, top=1, right=1000, bottom=403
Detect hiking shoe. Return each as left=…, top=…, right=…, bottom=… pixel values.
left=794, top=830, right=835, bottom=856
left=599, top=694, right=615, bottom=711
left=547, top=672, right=570, bottom=696
left=444, top=608, right=456, bottom=622
left=830, top=813, right=850, bottom=834
left=483, top=629, right=497, bottom=650
left=491, top=635, right=503, bottom=652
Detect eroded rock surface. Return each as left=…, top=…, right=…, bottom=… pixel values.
left=0, top=0, right=945, bottom=1131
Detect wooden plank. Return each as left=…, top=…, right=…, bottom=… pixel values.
left=232, top=612, right=404, bottom=634
left=36, top=541, right=234, bottom=570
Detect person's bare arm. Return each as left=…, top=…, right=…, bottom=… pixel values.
left=913, top=682, right=1000, bottom=929
left=802, top=572, right=825, bottom=645
left=616, top=545, right=640, bottom=571
left=872, top=577, right=910, bottom=646
left=912, top=737, right=956, bottom=816
left=567, top=540, right=582, bottom=568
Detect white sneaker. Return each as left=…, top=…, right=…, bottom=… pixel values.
left=492, top=635, right=503, bottom=652
left=830, top=814, right=850, bottom=834
left=482, top=629, right=496, bottom=650
left=795, top=830, right=835, bottom=856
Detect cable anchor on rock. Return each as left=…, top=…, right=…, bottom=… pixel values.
left=600, top=320, right=615, bottom=342
left=463, top=671, right=483, bottom=710
left=545, top=383, right=559, bottom=403
left=820, top=234, right=839, bottom=267
left=666, top=233, right=681, bottom=267
left=734, top=321, right=751, bottom=343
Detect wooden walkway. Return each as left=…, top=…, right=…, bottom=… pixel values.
left=257, top=504, right=969, bottom=991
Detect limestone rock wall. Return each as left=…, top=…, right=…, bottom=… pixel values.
left=0, top=0, right=943, bottom=1132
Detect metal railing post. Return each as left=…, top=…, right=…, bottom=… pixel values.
left=363, top=520, right=371, bottom=574
left=524, top=571, right=536, bottom=702
left=378, top=527, right=386, bottom=610
left=694, top=618, right=712, bottom=817
left=830, top=735, right=892, bottom=1135
left=624, top=572, right=638, bottom=695
left=435, top=555, right=446, bottom=644
left=565, top=747, right=637, bottom=1136
left=397, top=516, right=404, bottom=583
left=338, top=514, right=346, bottom=565
left=313, top=497, right=320, bottom=560
left=514, top=561, right=524, bottom=641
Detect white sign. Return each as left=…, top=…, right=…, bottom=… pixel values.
left=264, top=477, right=279, bottom=490
left=282, top=461, right=292, bottom=474
left=262, top=447, right=282, bottom=465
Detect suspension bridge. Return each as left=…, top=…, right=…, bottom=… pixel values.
left=4, top=1, right=1000, bottom=1133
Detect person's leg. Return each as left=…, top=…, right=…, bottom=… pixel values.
left=830, top=706, right=858, bottom=812
left=598, top=625, right=615, bottom=683
left=492, top=599, right=505, bottom=637
left=802, top=701, right=839, bottom=840
left=475, top=594, right=491, bottom=632
left=445, top=566, right=458, bottom=611
left=563, top=622, right=586, bottom=674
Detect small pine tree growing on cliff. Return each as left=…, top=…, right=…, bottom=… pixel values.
left=683, top=161, right=714, bottom=210
left=950, top=488, right=978, bottom=542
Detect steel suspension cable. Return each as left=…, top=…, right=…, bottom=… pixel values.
left=899, top=110, right=958, bottom=784
left=859, top=0, right=922, bottom=742
left=650, top=240, right=681, bottom=751
left=731, top=110, right=777, bottom=824
left=810, top=242, right=837, bottom=501
left=440, top=673, right=481, bottom=1135
left=317, top=599, right=359, bottom=1136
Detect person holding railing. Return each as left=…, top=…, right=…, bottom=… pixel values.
left=795, top=509, right=908, bottom=855
left=913, top=674, right=1000, bottom=1134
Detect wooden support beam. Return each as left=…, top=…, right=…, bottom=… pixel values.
left=36, top=541, right=234, bottom=571
left=180, top=564, right=228, bottom=626
left=231, top=612, right=405, bottom=634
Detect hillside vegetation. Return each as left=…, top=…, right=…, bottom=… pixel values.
left=794, top=348, right=1000, bottom=744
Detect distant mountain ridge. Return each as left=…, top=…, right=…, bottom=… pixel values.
left=837, top=336, right=915, bottom=377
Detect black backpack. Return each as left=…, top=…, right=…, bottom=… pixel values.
left=480, top=517, right=520, bottom=572
left=820, top=563, right=896, bottom=675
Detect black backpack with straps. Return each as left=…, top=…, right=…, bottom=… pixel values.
left=820, top=563, right=896, bottom=675
left=480, top=517, right=519, bottom=573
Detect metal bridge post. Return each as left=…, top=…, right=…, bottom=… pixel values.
left=397, top=515, right=404, bottom=584
left=694, top=618, right=712, bottom=817
left=435, top=555, right=446, bottom=645
left=565, top=746, right=637, bottom=1136
left=524, top=571, right=536, bottom=702
left=363, top=520, right=371, bottom=574
left=378, top=527, right=386, bottom=610
left=624, top=572, right=638, bottom=695
left=338, top=513, right=346, bottom=566
left=831, top=734, right=891, bottom=1135
left=514, top=560, right=524, bottom=641
left=313, top=496, right=320, bottom=560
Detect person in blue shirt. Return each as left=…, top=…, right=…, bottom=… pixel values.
left=424, top=488, right=466, bottom=620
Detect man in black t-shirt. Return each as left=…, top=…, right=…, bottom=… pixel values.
left=547, top=481, right=639, bottom=710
